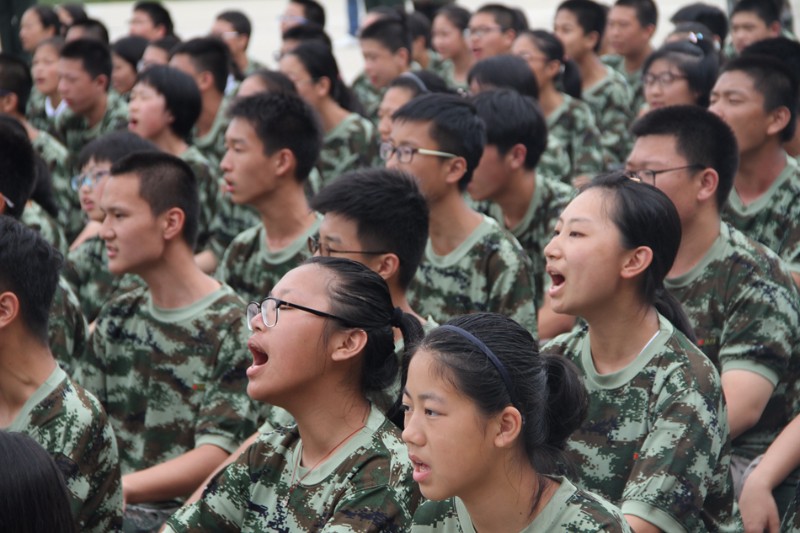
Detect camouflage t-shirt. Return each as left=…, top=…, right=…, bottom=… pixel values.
left=539, top=93, right=606, bottom=185
left=544, top=314, right=741, bottom=533
left=26, top=87, right=50, bottom=131
left=602, top=54, right=645, bottom=118
left=164, top=405, right=422, bottom=532
left=408, top=214, right=538, bottom=335
left=582, top=67, right=634, bottom=167
left=722, top=154, right=800, bottom=276
left=191, top=96, right=231, bottom=169
left=315, top=113, right=378, bottom=192
left=352, top=72, right=385, bottom=124
left=783, top=485, right=800, bottom=533
left=50, top=276, right=89, bottom=377
left=180, top=144, right=220, bottom=252
left=411, top=476, right=631, bottom=532
left=218, top=215, right=321, bottom=303
left=21, top=199, right=68, bottom=255
left=75, top=284, right=258, bottom=476
left=8, top=365, right=123, bottom=533
left=31, top=129, right=84, bottom=240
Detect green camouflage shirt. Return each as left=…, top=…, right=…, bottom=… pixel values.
left=544, top=314, right=741, bottom=533
left=75, top=284, right=258, bottom=476
left=8, top=366, right=123, bottom=533
left=191, top=96, right=231, bottom=169
left=181, top=145, right=220, bottom=252
left=352, top=72, right=385, bottom=124
left=207, top=199, right=261, bottom=261
left=784, top=487, right=800, bottom=533
left=408, top=215, right=538, bottom=336
left=26, top=87, right=50, bottom=131
left=424, top=51, right=452, bottom=82
left=218, top=215, right=321, bottom=303
left=539, top=93, right=607, bottom=185
left=411, top=476, right=631, bottom=532
left=722, top=154, right=800, bottom=275
left=50, top=276, right=89, bottom=377
left=21, top=199, right=68, bottom=255
left=164, top=405, right=421, bottom=532
left=602, top=54, right=645, bottom=118
left=582, top=67, right=634, bottom=168
left=315, top=113, right=378, bottom=192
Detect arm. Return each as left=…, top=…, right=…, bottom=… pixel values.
left=185, top=430, right=259, bottom=505
left=625, top=515, right=661, bottom=533
left=721, top=370, right=775, bottom=439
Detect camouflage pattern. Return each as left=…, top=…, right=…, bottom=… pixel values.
left=602, top=54, right=646, bottom=117
left=74, top=284, right=259, bottom=476
left=352, top=72, right=385, bottom=124
left=424, top=51, right=452, bottom=83
left=50, top=276, right=89, bottom=377
left=544, top=314, right=742, bottom=532
left=408, top=215, right=539, bottom=336
left=181, top=145, right=220, bottom=252
left=164, top=405, right=422, bottom=532
left=411, top=476, right=631, bottom=532
left=784, top=484, right=800, bottom=533
left=26, top=87, right=50, bottom=131
left=487, top=175, right=574, bottom=309
left=315, top=113, right=379, bottom=192
left=9, top=366, right=123, bottom=532
left=582, top=67, right=634, bottom=168
left=63, top=235, right=144, bottom=322
left=191, top=96, right=231, bottom=169
left=217, top=215, right=322, bottom=303
left=539, top=93, right=607, bottom=185
left=207, top=199, right=261, bottom=261
left=21, top=199, right=68, bottom=255
left=722, top=155, right=800, bottom=275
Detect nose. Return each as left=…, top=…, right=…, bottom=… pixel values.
left=220, top=150, right=232, bottom=172
left=249, top=313, right=264, bottom=332
left=99, top=213, right=113, bottom=240
left=401, top=408, right=423, bottom=446
left=543, top=233, right=561, bottom=261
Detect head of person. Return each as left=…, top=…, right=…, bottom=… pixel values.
left=665, top=21, right=714, bottom=45
left=432, top=5, right=471, bottom=61
left=0, top=53, right=33, bottom=117
left=279, top=24, right=332, bottom=58
left=245, top=256, right=424, bottom=407
left=129, top=65, right=201, bottom=143
left=238, top=69, right=297, bottom=98
left=280, top=40, right=355, bottom=112
left=606, top=0, right=657, bottom=59
left=139, top=35, right=181, bottom=71
left=0, top=114, right=36, bottom=220
left=554, top=0, right=607, bottom=61
left=32, top=37, right=65, bottom=98
left=65, top=18, right=109, bottom=44
left=469, top=89, right=547, bottom=202
left=468, top=4, right=527, bottom=60
left=56, top=4, right=87, bottom=30
left=670, top=2, right=728, bottom=45
left=281, top=0, right=326, bottom=33
left=386, top=93, right=485, bottom=197
left=130, top=1, right=174, bottom=41
left=20, top=6, right=60, bottom=52
left=467, top=53, right=539, bottom=99
left=360, top=17, right=412, bottom=90
left=642, top=38, right=718, bottom=110
left=513, top=29, right=582, bottom=98
left=169, top=37, right=230, bottom=96
left=111, top=36, right=148, bottom=95
left=402, top=312, right=588, bottom=503
left=58, top=39, right=112, bottom=117
left=310, top=168, right=429, bottom=291
left=378, top=71, right=450, bottom=142
left=731, top=0, right=781, bottom=55
left=710, top=55, right=798, bottom=152
left=212, top=10, right=254, bottom=59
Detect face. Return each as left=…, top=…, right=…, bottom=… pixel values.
left=112, top=53, right=138, bottom=95
left=432, top=14, right=467, bottom=60
left=279, top=54, right=319, bottom=105
left=386, top=119, right=454, bottom=202
left=402, top=348, right=497, bottom=501
left=378, top=86, right=414, bottom=142
left=606, top=6, right=651, bottom=57
left=317, top=213, right=383, bottom=273
left=128, top=82, right=171, bottom=140
left=32, top=44, right=60, bottom=96
left=140, top=45, right=170, bottom=72
left=211, top=19, right=246, bottom=56
left=280, top=2, right=307, bottom=34
left=709, top=70, right=774, bottom=154
left=58, top=58, right=105, bottom=116
left=731, top=12, right=778, bottom=54
left=220, top=117, right=278, bottom=205
left=129, top=9, right=162, bottom=41
left=78, top=158, right=112, bottom=222
left=468, top=145, right=511, bottom=202
left=238, top=75, right=268, bottom=98
left=468, top=12, right=514, bottom=60
left=554, top=9, right=594, bottom=61
left=361, top=39, right=407, bottom=90
left=20, top=9, right=53, bottom=52
left=512, top=35, right=554, bottom=89
left=643, top=58, right=696, bottom=110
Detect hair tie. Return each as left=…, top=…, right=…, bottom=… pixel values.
left=390, top=307, right=404, bottom=328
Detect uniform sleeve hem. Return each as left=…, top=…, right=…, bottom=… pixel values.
left=620, top=500, right=687, bottom=533
left=720, top=360, right=780, bottom=386
left=195, top=435, right=238, bottom=454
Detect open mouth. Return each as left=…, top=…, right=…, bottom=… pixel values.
left=549, top=271, right=565, bottom=287
left=410, top=455, right=431, bottom=482
left=249, top=343, right=269, bottom=366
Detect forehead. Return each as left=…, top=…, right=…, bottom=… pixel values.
left=169, top=54, right=198, bottom=77
left=714, top=69, right=760, bottom=96
left=102, top=174, right=143, bottom=203
left=320, top=213, right=361, bottom=243
left=470, top=12, right=498, bottom=28
left=284, top=2, right=305, bottom=18
left=732, top=11, right=769, bottom=27
left=382, top=86, right=414, bottom=110
left=609, top=5, right=639, bottom=24
left=132, top=9, right=155, bottom=24
left=360, top=38, right=393, bottom=56
left=629, top=134, right=682, bottom=165
left=278, top=54, right=306, bottom=74
left=391, top=119, right=436, bottom=146
left=562, top=187, right=611, bottom=222
left=647, top=57, right=680, bottom=73
left=273, top=263, right=331, bottom=300
left=226, top=116, right=262, bottom=144
left=59, top=57, right=88, bottom=75
left=82, top=157, right=113, bottom=172
left=554, top=9, right=580, bottom=28
left=212, top=19, right=235, bottom=33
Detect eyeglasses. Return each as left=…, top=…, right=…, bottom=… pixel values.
left=643, top=71, right=688, bottom=88
left=71, top=169, right=111, bottom=191
left=379, top=142, right=457, bottom=164
left=278, top=14, right=309, bottom=25
left=307, top=235, right=390, bottom=257
left=246, top=296, right=349, bottom=331
left=464, top=26, right=504, bottom=39
left=212, top=31, right=240, bottom=41
left=1, top=193, right=15, bottom=210
left=624, top=164, right=705, bottom=186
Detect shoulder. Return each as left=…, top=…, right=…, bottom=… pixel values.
left=95, top=285, right=149, bottom=322
left=560, top=484, right=630, bottom=531
left=543, top=325, right=588, bottom=360
left=653, top=328, right=723, bottom=396
left=411, top=498, right=459, bottom=531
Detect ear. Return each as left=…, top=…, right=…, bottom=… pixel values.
left=274, top=147, right=297, bottom=178
left=0, top=291, right=20, bottom=330
left=330, top=328, right=369, bottom=363
left=443, top=156, right=468, bottom=186
left=374, top=253, right=401, bottom=282
left=315, top=76, right=332, bottom=99
left=620, top=245, right=653, bottom=280
left=161, top=207, right=186, bottom=241
left=94, top=73, right=109, bottom=92
left=506, top=143, right=528, bottom=171
left=395, top=48, right=410, bottom=68
left=543, top=58, right=561, bottom=80
left=492, top=405, right=524, bottom=449
left=766, top=106, right=791, bottom=137
left=501, top=29, right=517, bottom=50
left=197, top=70, right=215, bottom=92
left=769, top=21, right=782, bottom=37
left=585, top=30, right=600, bottom=52
left=696, top=168, right=719, bottom=204
left=0, top=92, right=18, bottom=114
left=644, top=23, right=656, bottom=40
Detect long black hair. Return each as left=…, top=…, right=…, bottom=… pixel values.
left=285, top=40, right=362, bottom=114
left=518, top=29, right=582, bottom=99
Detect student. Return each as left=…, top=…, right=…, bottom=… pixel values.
left=467, top=54, right=538, bottom=99
left=217, top=92, right=322, bottom=304
left=377, top=71, right=450, bottom=143
left=431, top=5, right=473, bottom=90
left=385, top=93, right=538, bottom=334
left=211, top=10, right=266, bottom=78
left=731, top=0, right=782, bottom=55
left=129, top=1, right=174, bottom=41
left=467, top=3, right=526, bottom=60
left=27, top=37, right=67, bottom=132
left=280, top=0, right=326, bottom=33
left=0, top=217, right=122, bottom=533
left=74, top=152, right=258, bottom=531
left=405, top=313, right=630, bottom=531
left=19, top=5, right=60, bottom=53
left=110, top=35, right=148, bottom=98
left=139, top=35, right=181, bottom=71
left=165, top=257, right=423, bottom=531
left=641, top=38, right=718, bottom=112
left=543, top=172, right=741, bottom=532
left=408, top=12, right=451, bottom=82
left=554, top=0, right=634, bottom=167
left=709, top=55, right=800, bottom=286
left=627, top=105, right=800, bottom=514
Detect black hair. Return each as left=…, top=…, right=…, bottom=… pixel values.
left=112, top=35, right=148, bottom=72
left=360, top=17, right=412, bottom=60
left=133, top=1, right=175, bottom=36
left=670, top=2, right=728, bottom=43
left=60, top=38, right=112, bottom=91
left=468, top=54, right=539, bottom=99
left=412, top=312, right=587, bottom=509
left=473, top=89, right=548, bottom=171
left=281, top=23, right=333, bottom=49
left=393, top=93, right=486, bottom=190
left=742, top=37, right=800, bottom=97
left=286, top=40, right=359, bottom=112
left=0, top=53, right=33, bottom=114
left=228, top=92, right=322, bottom=182
left=135, top=65, right=201, bottom=141
left=720, top=54, right=799, bottom=142
left=0, top=117, right=35, bottom=219
left=77, top=130, right=160, bottom=170
left=243, top=69, right=298, bottom=95
left=409, top=11, right=433, bottom=49
left=518, top=29, right=582, bottom=98
left=58, top=4, right=88, bottom=27
left=311, top=168, right=429, bottom=289
left=110, top=151, right=200, bottom=248
left=0, top=431, right=77, bottom=533
left=150, top=35, right=181, bottom=54
left=732, top=0, right=780, bottom=26
left=0, top=217, right=63, bottom=344
left=582, top=172, right=695, bottom=340
left=67, top=18, right=109, bottom=44
left=557, top=0, right=607, bottom=53
left=613, top=0, right=658, bottom=28
left=387, top=70, right=452, bottom=96
left=28, top=6, right=62, bottom=36
left=34, top=35, right=65, bottom=56
left=475, top=3, right=528, bottom=35
left=435, top=4, right=471, bottom=32
left=217, top=10, right=252, bottom=37
left=305, top=256, right=424, bottom=395
left=292, top=0, right=326, bottom=28
left=642, top=38, right=719, bottom=107
left=170, top=37, right=230, bottom=95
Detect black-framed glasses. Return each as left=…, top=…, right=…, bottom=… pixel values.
left=246, top=296, right=350, bottom=331
left=464, top=26, right=504, bottom=39
left=307, top=235, right=390, bottom=257
left=71, top=169, right=111, bottom=191
left=624, top=164, right=705, bottom=186
left=379, top=142, right=457, bottom=164
left=643, top=71, right=688, bottom=88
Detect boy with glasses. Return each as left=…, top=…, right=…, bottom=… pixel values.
left=468, top=3, right=526, bottom=60
left=211, top=11, right=265, bottom=78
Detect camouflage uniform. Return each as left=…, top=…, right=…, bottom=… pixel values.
left=411, top=476, right=631, bottom=532
left=164, top=405, right=422, bottom=532
left=722, top=155, right=800, bottom=276
left=50, top=276, right=89, bottom=376
left=784, top=484, right=800, bottom=533
left=424, top=51, right=452, bottom=83
left=582, top=67, right=634, bottom=168
left=217, top=215, right=322, bottom=303
left=316, top=113, right=379, bottom=192
left=602, top=54, right=646, bottom=118
left=243, top=57, right=267, bottom=77
left=191, top=97, right=231, bottom=169
left=180, top=145, right=220, bottom=252
left=75, top=284, right=259, bottom=478
left=9, top=366, right=123, bottom=532
left=544, top=314, right=742, bottom=532
left=207, top=199, right=261, bottom=261
left=352, top=72, right=385, bottom=124
left=408, top=215, right=539, bottom=336
left=26, top=87, right=49, bottom=131
left=64, top=235, right=144, bottom=322
left=538, top=94, right=606, bottom=185
left=21, top=199, right=68, bottom=255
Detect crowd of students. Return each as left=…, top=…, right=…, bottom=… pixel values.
left=1, top=0, right=800, bottom=531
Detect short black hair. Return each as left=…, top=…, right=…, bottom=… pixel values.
left=409, top=11, right=432, bottom=49
left=136, top=65, right=201, bottom=140
left=112, top=35, right=148, bottom=71
left=244, top=69, right=298, bottom=95
left=281, top=23, right=333, bottom=49
left=732, top=0, right=780, bottom=26
left=170, top=37, right=230, bottom=94
left=0, top=216, right=63, bottom=344
left=29, top=6, right=62, bottom=35
left=311, top=168, right=429, bottom=290
left=217, top=10, right=252, bottom=37
left=388, top=71, right=451, bottom=96
left=67, top=18, right=109, bottom=44
left=642, top=39, right=719, bottom=107
left=150, top=35, right=181, bottom=54
left=475, top=3, right=528, bottom=34
left=0, top=118, right=35, bottom=219
left=133, top=1, right=174, bottom=36
left=292, top=0, right=326, bottom=28
left=0, top=53, right=33, bottom=114
left=60, top=38, right=112, bottom=91
left=468, top=54, right=539, bottom=99
left=473, top=89, right=548, bottom=170
left=393, top=93, right=486, bottom=190
left=742, top=37, right=800, bottom=94
left=77, top=130, right=160, bottom=170
left=110, top=151, right=200, bottom=248
left=613, top=0, right=658, bottom=28
left=670, top=2, right=728, bottom=43
left=228, top=92, right=323, bottom=182
left=359, top=17, right=411, bottom=58
left=557, top=0, right=607, bottom=52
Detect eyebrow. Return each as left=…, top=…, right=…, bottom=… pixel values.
left=557, top=216, right=592, bottom=225
left=402, top=387, right=447, bottom=404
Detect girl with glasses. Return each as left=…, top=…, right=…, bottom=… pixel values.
left=641, top=38, right=718, bottom=113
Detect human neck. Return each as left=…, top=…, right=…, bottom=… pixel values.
left=0, top=336, right=57, bottom=427
left=45, top=90, right=62, bottom=107
left=139, top=245, right=221, bottom=309
left=576, top=54, right=607, bottom=90
left=451, top=50, right=474, bottom=84
left=254, top=186, right=316, bottom=252
left=233, top=51, right=248, bottom=75
left=152, top=129, right=189, bottom=157
left=197, top=90, right=223, bottom=138
left=538, top=84, right=564, bottom=117
left=317, top=98, right=350, bottom=133
left=427, top=193, right=484, bottom=256
left=84, top=92, right=109, bottom=128
left=735, top=145, right=787, bottom=204
left=623, top=45, right=652, bottom=73
left=492, top=169, right=536, bottom=230
left=585, top=300, right=660, bottom=374
left=669, top=209, right=721, bottom=278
